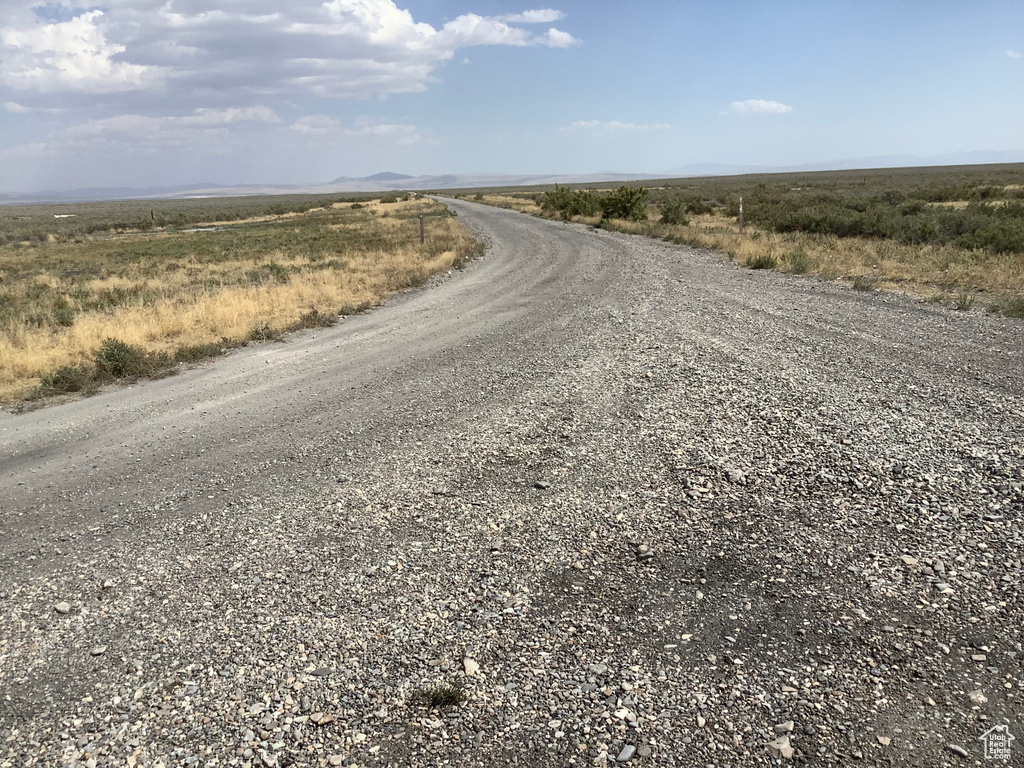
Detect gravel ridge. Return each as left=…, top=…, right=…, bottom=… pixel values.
left=1, top=200, right=1022, bottom=767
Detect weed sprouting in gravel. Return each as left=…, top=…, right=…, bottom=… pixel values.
left=410, top=682, right=467, bottom=709
left=954, top=292, right=975, bottom=311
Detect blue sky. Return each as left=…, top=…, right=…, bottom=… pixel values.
left=1, top=0, right=1021, bottom=191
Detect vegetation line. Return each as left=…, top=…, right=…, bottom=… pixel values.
left=452, top=164, right=1024, bottom=320
left=0, top=195, right=483, bottom=406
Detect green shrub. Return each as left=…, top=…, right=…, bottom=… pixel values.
left=599, top=186, right=649, bottom=221
left=411, top=682, right=467, bottom=709
left=94, top=338, right=151, bottom=378
left=988, top=296, right=1024, bottom=319
left=852, top=276, right=877, bottom=292
left=683, top=196, right=714, bottom=215
left=786, top=249, right=813, bottom=274
left=658, top=199, right=689, bottom=226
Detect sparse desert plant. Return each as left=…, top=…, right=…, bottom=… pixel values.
left=31, top=365, right=94, bottom=397
left=411, top=682, right=467, bottom=709
left=249, top=321, right=279, bottom=342
left=852, top=276, right=877, bottom=292
left=94, top=338, right=154, bottom=378
left=659, top=199, right=689, bottom=226
left=746, top=253, right=778, bottom=270
left=174, top=342, right=225, bottom=363
left=786, top=249, right=814, bottom=274
left=954, top=292, right=975, bottom=311
left=296, top=309, right=336, bottom=329
left=988, top=295, right=1024, bottom=319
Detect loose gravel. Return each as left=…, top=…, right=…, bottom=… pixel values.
left=1, top=200, right=1021, bottom=767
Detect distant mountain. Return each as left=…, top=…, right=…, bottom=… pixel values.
left=362, top=171, right=415, bottom=182
left=4, top=153, right=1021, bottom=205
left=663, top=151, right=1024, bottom=178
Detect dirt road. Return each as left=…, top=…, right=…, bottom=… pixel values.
left=1, top=200, right=1022, bottom=767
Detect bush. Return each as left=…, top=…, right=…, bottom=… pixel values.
left=94, top=338, right=151, bottom=378
left=34, top=365, right=93, bottom=396
left=599, top=186, right=649, bottom=222
left=174, top=342, right=225, bottom=363
left=539, top=186, right=600, bottom=220
left=658, top=200, right=689, bottom=226
left=954, top=293, right=975, bottom=311
left=786, top=249, right=814, bottom=274
left=296, top=309, right=336, bottom=329
left=249, top=321, right=279, bottom=342
left=852, top=276, right=877, bottom=292
left=747, top=253, right=778, bottom=270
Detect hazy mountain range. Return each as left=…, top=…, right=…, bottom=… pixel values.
left=2, top=151, right=1020, bottom=205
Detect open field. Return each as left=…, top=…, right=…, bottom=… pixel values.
left=0, top=195, right=480, bottom=404
left=1, top=201, right=1020, bottom=767
left=448, top=164, right=1024, bottom=315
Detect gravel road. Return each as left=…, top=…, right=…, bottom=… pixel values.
left=1, top=199, right=1022, bottom=768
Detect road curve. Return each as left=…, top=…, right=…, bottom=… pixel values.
left=1, top=200, right=1022, bottom=767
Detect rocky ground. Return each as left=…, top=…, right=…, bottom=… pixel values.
left=0, top=200, right=1021, bottom=767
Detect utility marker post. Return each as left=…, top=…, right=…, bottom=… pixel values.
left=419, top=212, right=425, bottom=244
left=738, top=196, right=744, bottom=234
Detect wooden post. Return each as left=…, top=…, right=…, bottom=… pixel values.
left=738, top=197, right=744, bottom=234
left=419, top=212, right=424, bottom=244
left=151, top=210, right=155, bottom=224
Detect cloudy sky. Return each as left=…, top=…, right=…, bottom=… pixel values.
left=1, top=0, right=1022, bottom=192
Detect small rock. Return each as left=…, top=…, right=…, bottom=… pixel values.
left=90, top=646, right=107, bottom=657
left=946, top=744, right=969, bottom=758
left=636, top=745, right=651, bottom=758
left=877, top=736, right=891, bottom=746
left=328, top=757, right=343, bottom=767
left=900, top=555, right=918, bottom=566
left=463, top=657, right=480, bottom=676
left=696, top=715, right=706, bottom=728
left=534, top=480, right=551, bottom=490
left=101, top=580, right=114, bottom=590
left=615, top=744, right=635, bottom=762
left=969, top=689, right=987, bottom=704
left=971, top=654, right=987, bottom=662
left=54, top=602, right=71, bottom=615
left=774, top=721, right=795, bottom=734
left=767, top=735, right=795, bottom=760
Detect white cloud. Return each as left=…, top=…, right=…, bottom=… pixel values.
left=0, top=1, right=579, bottom=105
left=724, top=99, right=793, bottom=115
left=539, top=28, right=580, bottom=48
left=2, top=101, right=31, bottom=113
left=1008, top=50, right=1023, bottom=59
left=1, top=9, right=156, bottom=93
left=561, top=120, right=670, bottom=134
left=291, top=115, right=342, bottom=135
left=496, top=10, right=567, bottom=24
left=61, top=106, right=280, bottom=139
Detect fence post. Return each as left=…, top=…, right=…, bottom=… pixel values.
left=738, top=196, right=744, bottom=234
left=419, top=213, right=424, bottom=244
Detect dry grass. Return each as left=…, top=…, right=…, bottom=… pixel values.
left=521, top=206, right=1024, bottom=306
left=0, top=199, right=478, bottom=403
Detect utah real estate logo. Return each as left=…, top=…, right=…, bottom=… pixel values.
left=980, top=724, right=1014, bottom=761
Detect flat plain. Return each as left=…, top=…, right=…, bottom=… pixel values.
left=0, top=198, right=1021, bottom=767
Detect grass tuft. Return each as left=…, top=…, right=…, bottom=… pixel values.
left=410, top=682, right=467, bottom=709
left=249, top=321, right=279, bottom=343
left=988, top=295, right=1024, bottom=319
left=786, top=249, right=814, bottom=275
left=174, top=342, right=226, bottom=364
left=852, top=276, right=877, bottom=292
left=746, top=253, right=778, bottom=270
left=954, top=292, right=975, bottom=311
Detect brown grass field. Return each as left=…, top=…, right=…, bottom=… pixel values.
left=0, top=197, right=480, bottom=404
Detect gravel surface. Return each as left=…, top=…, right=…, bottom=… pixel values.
left=1, top=199, right=1022, bottom=767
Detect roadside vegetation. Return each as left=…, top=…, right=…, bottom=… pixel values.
left=0, top=194, right=481, bottom=404
left=453, top=164, right=1024, bottom=318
